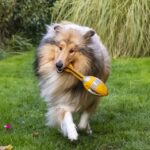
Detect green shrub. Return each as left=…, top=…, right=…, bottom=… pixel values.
left=51, top=0, right=150, bottom=57
left=0, top=0, right=56, bottom=46
left=0, top=0, right=15, bottom=43
left=0, top=48, right=8, bottom=60
left=11, top=0, right=54, bottom=42
left=0, top=34, right=33, bottom=60
left=6, top=34, right=33, bottom=52
left=0, top=34, right=33, bottom=59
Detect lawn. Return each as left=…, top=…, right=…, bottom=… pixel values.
left=0, top=51, right=150, bottom=150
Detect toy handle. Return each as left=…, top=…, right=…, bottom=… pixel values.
left=65, top=64, right=84, bottom=81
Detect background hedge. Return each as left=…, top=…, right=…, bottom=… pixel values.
left=0, top=0, right=150, bottom=57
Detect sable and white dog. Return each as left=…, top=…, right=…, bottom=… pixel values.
left=34, top=22, right=110, bottom=141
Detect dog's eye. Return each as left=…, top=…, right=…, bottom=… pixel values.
left=69, top=49, right=74, bottom=53
left=59, top=47, right=63, bottom=51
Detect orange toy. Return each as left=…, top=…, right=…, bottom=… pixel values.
left=65, top=64, right=108, bottom=97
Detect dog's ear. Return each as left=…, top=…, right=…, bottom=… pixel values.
left=45, top=24, right=50, bottom=31
left=54, top=25, right=62, bottom=33
left=83, top=30, right=95, bottom=41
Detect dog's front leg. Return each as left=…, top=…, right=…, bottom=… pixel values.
left=61, top=111, right=78, bottom=141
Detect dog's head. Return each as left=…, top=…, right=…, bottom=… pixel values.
left=52, top=25, right=95, bottom=72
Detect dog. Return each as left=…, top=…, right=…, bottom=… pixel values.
left=34, top=22, right=110, bottom=141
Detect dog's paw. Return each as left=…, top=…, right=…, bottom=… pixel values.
left=86, top=128, right=92, bottom=134
left=67, top=123, right=78, bottom=141
left=78, top=123, right=92, bottom=134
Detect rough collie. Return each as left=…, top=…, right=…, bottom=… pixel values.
left=34, top=22, right=110, bottom=141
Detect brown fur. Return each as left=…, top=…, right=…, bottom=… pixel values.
left=35, top=22, right=110, bottom=140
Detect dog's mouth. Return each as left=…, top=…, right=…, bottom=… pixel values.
left=56, top=68, right=64, bottom=73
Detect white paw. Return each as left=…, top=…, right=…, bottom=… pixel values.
left=78, top=123, right=93, bottom=134
left=67, top=123, right=78, bottom=141
left=86, top=128, right=93, bottom=134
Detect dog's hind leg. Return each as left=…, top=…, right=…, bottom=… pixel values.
left=61, top=111, right=78, bottom=141
left=78, top=100, right=98, bottom=134
left=78, top=111, right=92, bottom=134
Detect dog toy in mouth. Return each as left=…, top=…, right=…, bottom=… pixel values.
left=64, top=64, right=108, bottom=97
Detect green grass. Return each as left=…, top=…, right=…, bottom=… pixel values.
left=0, top=52, right=150, bottom=150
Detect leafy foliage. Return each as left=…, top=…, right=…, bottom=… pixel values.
left=0, top=49, right=8, bottom=60
left=0, top=0, right=55, bottom=58
left=52, top=0, right=150, bottom=57
left=11, top=0, right=54, bottom=42
left=0, top=0, right=15, bottom=43
left=0, top=0, right=55, bottom=45
left=0, top=0, right=150, bottom=57
left=6, top=34, right=33, bottom=52
left=0, top=34, right=33, bottom=60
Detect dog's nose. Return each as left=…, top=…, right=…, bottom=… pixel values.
left=56, top=61, right=63, bottom=69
